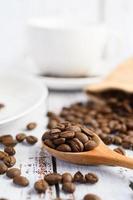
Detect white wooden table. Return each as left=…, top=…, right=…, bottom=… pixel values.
left=0, top=91, right=132, bottom=200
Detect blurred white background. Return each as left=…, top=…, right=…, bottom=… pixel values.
left=0, top=0, right=133, bottom=73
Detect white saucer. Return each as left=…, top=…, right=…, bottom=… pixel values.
left=0, top=73, right=48, bottom=126
left=42, top=75, right=104, bottom=90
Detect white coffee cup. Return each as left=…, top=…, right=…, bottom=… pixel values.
left=27, top=17, right=122, bottom=76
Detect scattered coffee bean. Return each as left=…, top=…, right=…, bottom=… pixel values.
left=4, top=146, right=16, bottom=156
left=27, top=122, right=37, bottom=130
left=6, top=168, right=21, bottom=178
left=73, top=171, right=85, bottom=183
left=62, top=182, right=75, bottom=193
left=0, top=151, right=8, bottom=160
left=113, top=147, right=125, bottom=155
left=13, top=176, right=29, bottom=187
left=3, top=156, right=16, bottom=167
left=26, top=136, right=38, bottom=145
left=85, top=173, right=98, bottom=184
left=44, top=173, right=62, bottom=185
left=84, top=193, right=101, bottom=200
left=62, top=172, right=73, bottom=183
left=34, top=179, right=48, bottom=193
left=1, top=135, right=16, bottom=147
left=0, top=163, right=8, bottom=174
left=16, top=133, right=26, bottom=142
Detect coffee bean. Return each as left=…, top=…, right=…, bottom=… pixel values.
left=62, top=182, right=75, bottom=193
left=84, top=194, right=101, bottom=200
left=16, top=133, right=26, bottom=142
left=27, top=122, right=37, bottom=130
left=53, top=138, right=66, bottom=145
left=4, top=146, right=16, bottom=156
left=26, top=136, right=38, bottom=145
left=62, top=172, right=73, bottom=183
left=75, top=132, right=88, bottom=143
left=44, top=139, right=56, bottom=148
left=113, top=136, right=122, bottom=145
left=68, top=138, right=84, bottom=152
left=0, top=163, right=8, bottom=174
left=0, top=151, right=8, bottom=160
left=60, top=131, right=75, bottom=139
left=3, top=156, right=16, bottom=167
left=54, top=198, right=62, bottom=200
left=113, top=147, right=125, bottom=155
left=56, top=144, right=72, bottom=152
left=6, top=168, right=21, bottom=178
left=66, top=125, right=81, bottom=132
left=81, top=126, right=94, bottom=137
left=1, top=135, right=15, bottom=146
left=13, top=176, right=29, bottom=187
left=44, top=173, right=62, bottom=185
left=34, top=179, right=48, bottom=193
left=102, top=135, right=114, bottom=145
left=73, top=171, right=85, bottom=183
left=85, top=173, right=98, bottom=184
left=51, top=129, right=61, bottom=134
left=84, top=140, right=98, bottom=151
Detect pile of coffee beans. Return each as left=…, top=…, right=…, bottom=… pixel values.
left=42, top=122, right=98, bottom=152
left=34, top=171, right=100, bottom=200
left=47, top=90, right=133, bottom=150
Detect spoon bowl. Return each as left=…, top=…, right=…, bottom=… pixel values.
left=43, top=132, right=133, bottom=169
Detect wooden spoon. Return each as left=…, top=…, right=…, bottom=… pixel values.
left=86, top=58, right=133, bottom=94
left=43, top=132, right=133, bottom=169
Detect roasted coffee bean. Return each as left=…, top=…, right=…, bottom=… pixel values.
left=113, top=136, right=122, bottom=145
left=0, top=151, right=8, bottom=160
left=68, top=138, right=84, bottom=152
left=62, top=182, right=75, bottom=193
left=62, top=172, right=73, bottom=183
left=51, top=129, right=61, bottom=134
left=6, top=168, right=21, bottom=178
left=4, top=146, right=16, bottom=156
left=27, top=122, right=37, bottom=130
left=60, top=131, right=75, bottom=139
left=0, top=163, right=8, bottom=174
left=75, top=132, right=88, bottom=143
left=66, top=125, right=81, bottom=132
left=84, top=140, right=97, bottom=151
left=113, top=147, right=125, bottom=155
left=43, top=139, right=56, bottom=148
left=85, top=173, right=98, bottom=184
left=73, top=171, right=85, bottom=183
left=34, top=179, right=48, bottom=193
left=81, top=126, right=94, bottom=137
left=13, top=176, right=29, bottom=187
left=44, top=173, right=62, bottom=185
left=84, top=193, right=101, bottom=200
left=16, top=133, right=26, bottom=142
left=53, top=138, right=66, bottom=145
left=102, top=135, right=114, bottom=145
left=3, top=156, right=16, bottom=167
left=54, top=198, right=62, bottom=200
left=26, top=136, right=38, bottom=145
left=56, top=144, right=71, bottom=152
left=1, top=135, right=15, bottom=146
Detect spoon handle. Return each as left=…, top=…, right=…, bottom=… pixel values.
left=97, top=145, right=133, bottom=169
